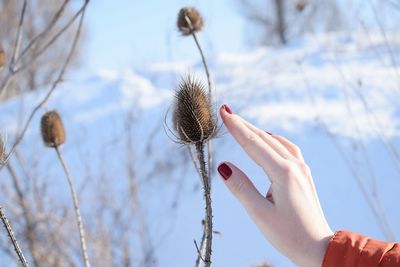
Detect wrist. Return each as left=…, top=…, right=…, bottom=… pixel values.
left=295, top=231, right=334, bottom=267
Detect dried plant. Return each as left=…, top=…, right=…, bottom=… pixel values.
left=173, top=77, right=216, bottom=144
left=168, top=76, right=217, bottom=267
left=0, top=206, right=29, bottom=267
left=177, top=7, right=204, bottom=36
left=0, top=134, right=5, bottom=164
left=0, top=44, right=5, bottom=69
left=40, top=111, right=66, bottom=147
left=40, top=111, right=91, bottom=267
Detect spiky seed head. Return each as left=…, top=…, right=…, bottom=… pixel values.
left=40, top=111, right=65, bottom=147
left=173, top=76, right=216, bottom=144
left=0, top=134, right=5, bottom=164
left=0, top=45, right=5, bottom=69
left=177, top=7, right=204, bottom=36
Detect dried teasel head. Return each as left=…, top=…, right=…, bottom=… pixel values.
left=40, top=111, right=65, bottom=147
left=172, top=76, right=216, bottom=144
left=0, top=45, right=5, bottom=69
left=177, top=7, right=204, bottom=36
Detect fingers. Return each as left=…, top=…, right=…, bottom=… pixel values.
left=271, top=135, right=304, bottom=161
left=220, top=105, right=286, bottom=181
left=217, top=162, right=273, bottom=218
left=238, top=117, right=294, bottom=160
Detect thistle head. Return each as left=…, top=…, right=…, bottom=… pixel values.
left=40, top=111, right=65, bottom=147
left=177, top=7, right=204, bottom=36
left=172, top=76, right=216, bottom=144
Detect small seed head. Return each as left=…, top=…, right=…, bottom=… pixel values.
left=172, top=76, right=216, bottom=144
left=177, top=7, right=204, bottom=36
left=40, top=111, right=65, bottom=147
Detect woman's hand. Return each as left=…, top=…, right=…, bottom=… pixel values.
left=217, top=104, right=333, bottom=267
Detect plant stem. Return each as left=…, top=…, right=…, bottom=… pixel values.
left=54, top=146, right=91, bottom=267
left=195, top=142, right=212, bottom=267
left=0, top=206, right=29, bottom=267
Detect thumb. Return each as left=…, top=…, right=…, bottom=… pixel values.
left=217, top=162, right=272, bottom=216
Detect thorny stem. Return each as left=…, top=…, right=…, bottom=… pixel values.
left=0, top=206, right=29, bottom=267
left=195, top=142, right=212, bottom=267
left=54, top=146, right=91, bottom=267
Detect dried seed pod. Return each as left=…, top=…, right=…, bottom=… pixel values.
left=40, top=111, right=65, bottom=147
left=177, top=7, right=204, bottom=36
left=0, top=45, right=5, bottom=68
left=173, top=76, right=216, bottom=144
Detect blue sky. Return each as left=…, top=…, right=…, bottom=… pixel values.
left=83, top=0, right=246, bottom=72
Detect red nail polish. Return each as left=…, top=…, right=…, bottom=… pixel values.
left=218, top=163, right=232, bottom=180
left=222, top=104, right=232, bottom=114
left=265, top=131, right=273, bottom=135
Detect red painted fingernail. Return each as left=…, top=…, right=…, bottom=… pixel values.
left=222, top=104, right=232, bottom=114
left=265, top=131, right=273, bottom=135
left=217, top=163, right=232, bottom=180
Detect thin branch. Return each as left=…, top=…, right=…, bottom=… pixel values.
left=10, top=0, right=28, bottom=66
left=14, top=1, right=86, bottom=74
left=54, top=146, right=91, bottom=267
left=15, top=0, right=70, bottom=67
left=0, top=1, right=88, bottom=172
left=0, top=207, right=29, bottom=267
left=6, top=163, right=41, bottom=266
left=0, top=0, right=28, bottom=101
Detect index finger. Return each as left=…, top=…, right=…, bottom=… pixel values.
left=220, top=105, right=286, bottom=181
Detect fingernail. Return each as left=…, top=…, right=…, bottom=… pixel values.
left=265, top=131, right=273, bottom=135
left=222, top=104, right=233, bottom=114
left=218, top=163, right=232, bottom=180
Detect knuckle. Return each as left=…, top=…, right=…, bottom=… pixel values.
left=241, top=133, right=258, bottom=149
left=231, top=178, right=247, bottom=195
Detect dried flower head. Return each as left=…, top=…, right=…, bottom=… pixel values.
left=172, top=76, right=216, bottom=144
left=40, top=111, right=65, bottom=147
left=177, top=7, right=204, bottom=36
left=0, top=45, right=5, bottom=68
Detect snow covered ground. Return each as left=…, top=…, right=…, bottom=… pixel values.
left=1, top=30, right=400, bottom=266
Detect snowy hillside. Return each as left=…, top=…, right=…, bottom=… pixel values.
left=1, top=31, right=400, bottom=267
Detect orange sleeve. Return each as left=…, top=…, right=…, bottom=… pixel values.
left=322, top=230, right=400, bottom=267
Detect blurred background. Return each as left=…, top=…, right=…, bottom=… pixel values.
left=1, top=0, right=400, bottom=266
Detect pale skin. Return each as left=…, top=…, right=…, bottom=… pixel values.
left=217, top=104, right=333, bottom=267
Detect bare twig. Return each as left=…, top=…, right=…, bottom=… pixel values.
left=10, top=0, right=28, bottom=66
left=6, top=163, right=41, bottom=266
left=14, top=2, right=87, bottom=74
left=54, top=146, right=91, bottom=267
left=0, top=0, right=88, bottom=172
left=15, top=0, right=69, bottom=67
left=0, top=206, right=29, bottom=267
left=0, top=0, right=28, bottom=101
